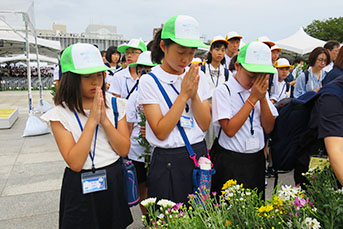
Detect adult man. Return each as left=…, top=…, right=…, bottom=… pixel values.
left=224, top=31, right=243, bottom=69
left=323, top=40, right=340, bottom=73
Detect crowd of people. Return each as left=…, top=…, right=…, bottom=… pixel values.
left=0, top=65, right=54, bottom=78
left=43, top=14, right=343, bottom=228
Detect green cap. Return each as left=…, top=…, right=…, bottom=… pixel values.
left=161, top=15, right=208, bottom=49
left=117, top=39, right=147, bottom=53
left=128, top=51, right=157, bottom=67
left=237, top=41, right=277, bottom=74
left=61, top=43, right=111, bottom=74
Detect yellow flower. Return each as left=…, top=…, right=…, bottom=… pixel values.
left=222, top=179, right=237, bottom=190
left=225, top=220, right=233, bottom=226
left=258, top=204, right=274, bottom=213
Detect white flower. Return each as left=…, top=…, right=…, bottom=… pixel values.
left=277, top=185, right=303, bottom=201
left=157, top=199, right=176, bottom=208
left=141, top=197, right=157, bottom=207
left=301, top=217, right=321, bottom=229
left=335, top=188, right=343, bottom=194
left=158, top=213, right=165, bottom=219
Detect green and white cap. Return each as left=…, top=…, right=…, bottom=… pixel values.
left=161, top=15, right=208, bottom=48
left=117, top=38, right=147, bottom=53
left=128, top=51, right=157, bottom=67
left=237, top=41, right=277, bottom=74
left=61, top=43, right=111, bottom=74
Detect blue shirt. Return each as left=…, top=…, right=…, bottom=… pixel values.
left=293, top=69, right=326, bottom=98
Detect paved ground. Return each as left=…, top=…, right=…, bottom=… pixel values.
left=0, top=90, right=294, bottom=228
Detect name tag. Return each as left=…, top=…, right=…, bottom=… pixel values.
left=81, top=169, right=107, bottom=194
left=180, top=115, right=194, bottom=128
left=246, top=138, right=259, bottom=151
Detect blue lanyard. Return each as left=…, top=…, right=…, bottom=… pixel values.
left=238, top=92, right=255, bottom=135
left=74, top=112, right=99, bottom=172
left=170, top=84, right=190, bottom=112
left=278, top=82, right=287, bottom=100
left=125, top=78, right=138, bottom=95
left=208, top=64, right=220, bottom=87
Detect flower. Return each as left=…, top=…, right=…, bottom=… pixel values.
left=301, top=217, right=321, bottom=229
left=222, top=179, right=237, bottom=190
left=141, top=197, right=157, bottom=207
left=258, top=204, right=274, bottom=213
left=157, top=199, right=176, bottom=208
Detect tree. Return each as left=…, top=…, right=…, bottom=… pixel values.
left=304, top=17, right=343, bottom=42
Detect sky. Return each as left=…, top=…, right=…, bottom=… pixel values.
left=32, top=0, right=343, bottom=43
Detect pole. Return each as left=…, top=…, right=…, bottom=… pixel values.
left=25, top=20, right=33, bottom=114
left=34, top=36, right=43, bottom=106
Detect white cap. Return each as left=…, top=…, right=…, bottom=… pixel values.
left=256, top=36, right=275, bottom=47
left=271, top=44, right=282, bottom=52
left=275, top=58, right=292, bottom=68
left=225, top=31, right=243, bottom=41
left=191, top=57, right=202, bottom=64
left=210, top=35, right=229, bottom=46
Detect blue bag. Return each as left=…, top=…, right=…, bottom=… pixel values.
left=148, top=72, right=215, bottom=198
left=112, top=97, right=139, bottom=207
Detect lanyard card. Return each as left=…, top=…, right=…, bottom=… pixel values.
left=180, top=115, right=194, bottom=129
left=81, top=169, right=107, bottom=194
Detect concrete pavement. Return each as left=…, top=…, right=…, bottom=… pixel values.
left=0, top=90, right=294, bottom=228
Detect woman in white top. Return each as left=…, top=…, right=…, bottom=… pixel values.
left=41, top=43, right=132, bottom=228
left=137, top=15, right=211, bottom=204
left=211, top=41, right=279, bottom=200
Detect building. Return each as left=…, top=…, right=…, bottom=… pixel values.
left=37, top=23, right=128, bottom=51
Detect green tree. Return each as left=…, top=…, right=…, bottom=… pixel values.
left=304, top=17, right=343, bottom=42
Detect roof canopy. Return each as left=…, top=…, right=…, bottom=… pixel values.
left=0, top=53, right=57, bottom=64
left=276, top=27, right=326, bottom=55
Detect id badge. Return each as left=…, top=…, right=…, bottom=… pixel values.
left=81, top=169, right=107, bottom=194
left=180, top=115, right=194, bottom=128
left=309, top=156, right=329, bottom=170
left=246, top=138, right=259, bottom=151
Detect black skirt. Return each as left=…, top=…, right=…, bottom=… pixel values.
left=211, top=143, right=265, bottom=200
left=147, top=141, right=208, bottom=204
left=59, top=160, right=133, bottom=229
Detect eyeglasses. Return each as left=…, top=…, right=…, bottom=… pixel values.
left=137, top=68, right=152, bottom=75
left=316, top=58, right=327, bottom=63
left=125, top=50, right=142, bottom=55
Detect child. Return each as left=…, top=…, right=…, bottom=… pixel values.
left=108, top=39, right=147, bottom=98
left=270, top=58, right=292, bottom=103
left=137, top=15, right=211, bottom=204
left=225, top=31, right=243, bottom=69
left=201, top=35, right=230, bottom=148
left=41, top=43, right=132, bottom=228
left=211, top=41, right=279, bottom=199
left=126, top=51, right=157, bottom=214
left=104, top=46, right=121, bottom=89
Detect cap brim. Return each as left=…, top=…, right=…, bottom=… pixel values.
left=70, top=66, right=112, bottom=75
left=227, top=35, right=243, bottom=40
left=129, top=62, right=157, bottom=67
left=272, top=48, right=282, bottom=52
left=117, top=45, right=145, bottom=53
left=241, top=63, right=277, bottom=74
left=263, top=41, right=276, bottom=47
left=210, top=39, right=229, bottom=46
left=170, top=38, right=209, bottom=49
left=276, top=65, right=292, bottom=68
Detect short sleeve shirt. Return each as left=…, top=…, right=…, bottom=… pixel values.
left=137, top=65, right=211, bottom=148
left=108, top=67, right=138, bottom=98
left=41, top=94, right=127, bottom=169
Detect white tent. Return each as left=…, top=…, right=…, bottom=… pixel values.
left=276, top=27, right=326, bottom=55
left=0, top=54, right=58, bottom=64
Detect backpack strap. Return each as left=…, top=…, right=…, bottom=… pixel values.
left=200, top=64, right=206, bottom=74
left=224, top=68, right=229, bottom=81
left=125, top=79, right=139, bottom=100
left=268, top=73, right=274, bottom=95
left=111, top=97, right=119, bottom=128
left=148, top=72, right=199, bottom=167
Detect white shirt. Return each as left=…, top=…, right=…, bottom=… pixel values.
left=41, top=94, right=127, bottom=169
left=126, top=90, right=150, bottom=162
left=224, top=54, right=232, bottom=69
left=137, top=65, right=211, bottom=148
left=269, top=72, right=287, bottom=102
left=203, top=63, right=227, bottom=97
left=323, top=61, right=334, bottom=74
left=53, top=65, right=59, bottom=81
left=105, top=67, right=119, bottom=84
left=212, top=76, right=278, bottom=153
left=108, top=67, right=138, bottom=98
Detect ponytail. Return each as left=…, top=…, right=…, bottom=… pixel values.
left=151, top=28, right=174, bottom=64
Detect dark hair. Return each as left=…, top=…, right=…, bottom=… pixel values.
left=334, top=46, right=343, bottom=70
left=54, top=72, right=107, bottom=116
left=151, top=28, right=174, bottom=64
left=324, top=40, right=340, bottom=51
left=308, top=47, right=330, bottom=67
left=229, top=54, right=238, bottom=71
left=121, top=55, right=126, bottom=62
left=294, top=56, right=305, bottom=64
left=227, top=37, right=241, bottom=42
left=146, top=40, right=154, bottom=51
left=105, top=46, right=120, bottom=63
left=101, top=50, right=106, bottom=57
left=206, top=41, right=227, bottom=65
